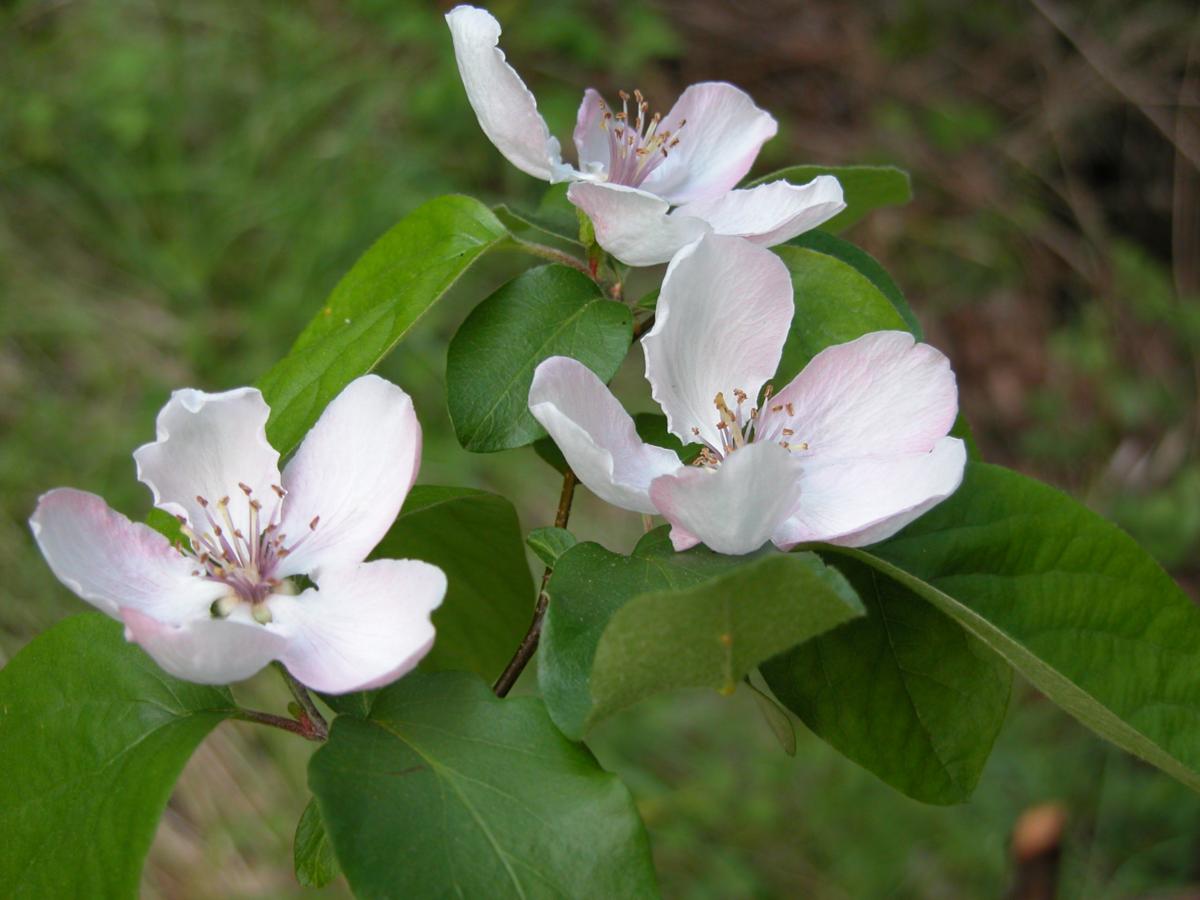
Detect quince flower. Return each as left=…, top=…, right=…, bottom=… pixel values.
left=30, top=375, right=445, bottom=694
left=445, top=5, right=846, bottom=266
left=528, top=235, right=967, bottom=555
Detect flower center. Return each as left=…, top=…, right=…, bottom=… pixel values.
left=691, top=387, right=810, bottom=467
left=598, top=89, right=685, bottom=188
left=174, top=482, right=319, bottom=622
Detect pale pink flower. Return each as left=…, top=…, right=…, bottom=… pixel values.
left=528, top=234, right=966, bottom=555
left=30, top=375, right=445, bottom=693
left=445, top=5, right=845, bottom=266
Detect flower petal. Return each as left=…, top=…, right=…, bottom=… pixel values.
left=446, top=5, right=573, bottom=183
left=275, top=376, right=421, bottom=579
left=675, top=176, right=846, bottom=247
left=642, top=233, right=794, bottom=448
left=133, top=386, right=281, bottom=534
left=772, top=437, right=967, bottom=549
left=121, top=606, right=288, bottom=685
left=567, top=182, right=710, bottom=267
left=272, top=559, right=446, bottom=694
left=638, top=82, right=778, bottom=205
left=573, top=88, right=612, bottom=176
left=757, top=331, right=959, bottom=458
left=649, top=441, right=804, bottom=555
left=529, top=356, right=681, bottom=514
left=30, top=488, right=224, bottom=620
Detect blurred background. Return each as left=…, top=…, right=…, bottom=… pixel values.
left=2, top=0, right=1199, bottom=895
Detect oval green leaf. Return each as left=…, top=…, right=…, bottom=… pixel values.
left=773, top=245, right=908, bottom=386
left=447, top=264, right=632, bottom=452
left=0, top=614, right=234, bottom=896
left=835, top=463, right=1200, bottom=794
left=773, top=244, right=978, bottom=458
left=527, top=526, right=578, bottom=567
left=762, top=555, right=1012, bottom=804
left=748, top=164, right=912, bottom=232
left=539, top=527, right=863, bottom=738
left=294, top=798, right=341, bottom=889
left=258, top=194, right=509, bottom=455
left=788, top=230, right=922, bottom=338
left=308, top=671, right=658, bottom=899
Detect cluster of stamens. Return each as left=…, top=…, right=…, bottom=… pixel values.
left=598, top=89, right=685, bottom=188
left=690, top=387, right=810, bottom=467
left=174, top=482, right=320, bottom=623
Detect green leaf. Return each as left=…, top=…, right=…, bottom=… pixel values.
left=539, top=527, right=863, bottom=738
left=748, top=164, right=912, bottom=232
left=0, top=614, right=234, bottom=896
left=308, top=671, right=658, bottom=899
left=533, top=434, right=570, bottom=473
left=493, top=204, right=583, bottom=252
left=372, top=485, right=534, bottom=679
left=294, top=798, right=340, bottom=889
left=258, top=194, right=509, bottom=455
left=833, top=463, right=1200, bottom=794
left=773, top=243, right=980, bottom=460
left=632, top=412, right=702, bottom=464
left=788, top=230, right=922, bottom=338
left=447, top=265, right=632, bottom=452
left=635, top=287, right=659, bottom=311
left=762, top=556, right=1011, bottom=804
left=773, top=244, right=907, bottom=386
left=527, top=526, right=577, bottom=567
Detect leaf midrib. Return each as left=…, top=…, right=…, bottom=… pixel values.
left=831, top=545, right=1200, bottom=792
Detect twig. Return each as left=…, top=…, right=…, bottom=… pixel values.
left=493, top=470, right=577, bottom=697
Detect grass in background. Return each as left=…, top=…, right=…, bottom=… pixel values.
left=2, top=0, right=1199, bottom=895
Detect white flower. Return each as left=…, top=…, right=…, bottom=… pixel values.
left=30, top=375, right=445, bottom=694
left=445, top=5, right=846, bottom=266
left=528, top=234, right=967, bottom=555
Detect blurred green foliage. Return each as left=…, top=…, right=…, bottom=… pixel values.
left=2, top=0, right=1198, bottom=896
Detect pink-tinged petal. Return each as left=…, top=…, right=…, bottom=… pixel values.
left=30, top=488, right=223, bottom=620
left=642, top=233, right=794, bottom=448
left=276, top=376, right=421, bottom=579
left=446, top=6, right=573, bottom=183
left=772, top=437, right=967, bottom=549
left=573, top=88, right=612, bottom=176
left=121, top=606, right=288, bottom=685
left=675, top=176, right=846, bottom=246
left=529, top=357, right=682, bottom=514
left=638, top=82, right=778, bottom=205
left=272, top=560, right=446, bottom=695
left=133, top=386, right=281, bottom=533
left=758, top=331, right=959, bottom=459
left=567, top=182, right=710, bottom=267
left=649, top=441, right=804, bottom=555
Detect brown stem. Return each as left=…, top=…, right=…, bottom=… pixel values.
left=493, top=470, right=577, bottom=697
left=274, top=662, right=329, bottom=739
left=228, top=707, right=326, bottom=742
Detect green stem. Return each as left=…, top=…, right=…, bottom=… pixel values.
left=506, top=236, right=591, bottom=276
